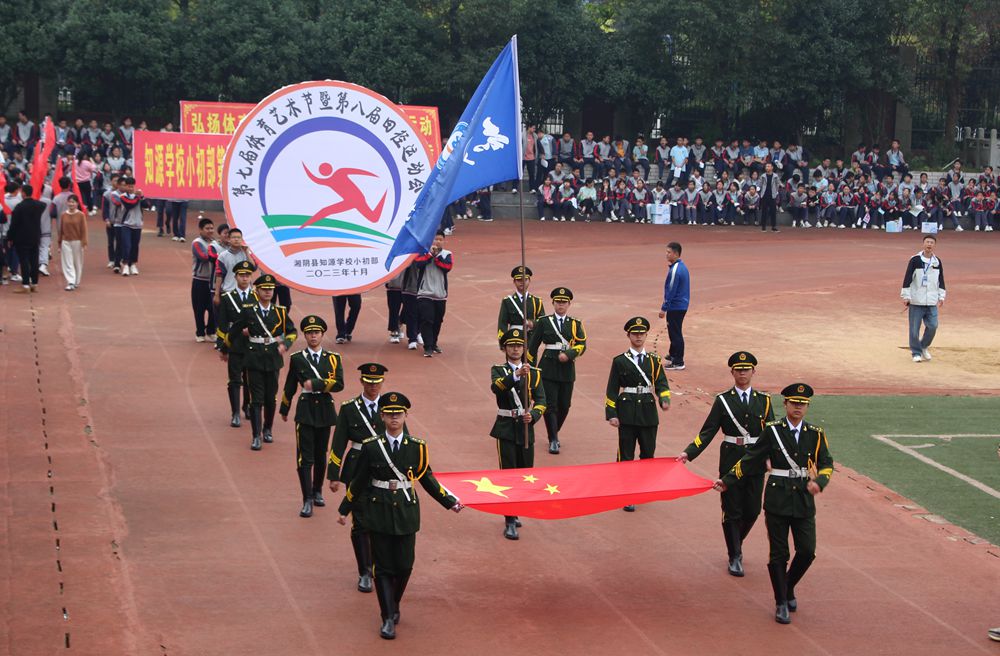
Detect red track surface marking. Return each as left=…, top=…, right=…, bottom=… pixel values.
left=1, top=219, right=997, bottom=654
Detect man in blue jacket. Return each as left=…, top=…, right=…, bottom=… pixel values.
left=658, top=241, right=690, bottom=370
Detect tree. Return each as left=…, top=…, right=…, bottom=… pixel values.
left=0, top=0, right=69, bottom=113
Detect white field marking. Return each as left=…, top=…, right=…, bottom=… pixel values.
left=870, top=434, right=1000, bottom=500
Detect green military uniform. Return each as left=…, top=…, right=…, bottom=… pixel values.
left=214, top=260, right=257, bottom=427
left=497, top=265, right=545, bottom=340
left=525, top=287, right=586, bottom=454
left=683, top=351, right=773, bottom=577
left=228, top=273, right=297, bottom=450
left=491, top=328, right=547, bottom=539
left=329, top=362, right=389, bottom=593
left=337, top=392, right=460, bottom=640
left=279, top=315, right=344, bottom=517
left=721, top=383, right=833, bottom=624
left=605, top=317, right=671, bottom=468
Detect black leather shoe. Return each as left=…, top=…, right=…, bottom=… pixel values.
left=728, top=555, right=745, bottom=577
left=622, top=505, right=636, bottom=512
left=514, top=517, right=522, bottom=528
left=775, top=602, right=791, bottom=624
left=243, top=407, right=251, bottom=420
left=312, top=492, right=325, bottom=507
left=379, top=618, right=396, bottom=639
left=549, top=440, right=560, bottom=454
left=392, top=611, right=400, bottom=625
left=503, top=522, right=519, bottom=540
left=251, top=435, right=262, bottom=451
left=300, top=499, right=313, bottom=518
left=230, top=412, right=241, bottom=428
left=787, top=597, right=797, bottom=612
left=357, top=573, right=373, bottom=593
left=262, top=428, right=273, bottom=443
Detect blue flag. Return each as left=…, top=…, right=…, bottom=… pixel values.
left=386, top=36, right=522, bottom=268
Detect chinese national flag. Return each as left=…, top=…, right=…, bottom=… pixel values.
left=435, top=458, right=713, bottom=520
left=30, top=118, right=57, bottom=199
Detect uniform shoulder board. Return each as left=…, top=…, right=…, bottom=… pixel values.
left=362, top=436, right=380, bottom=444
left=765, top=419, right=782, bottom=427
left=409, top=436, right=426, bottom=445
left=341, top=399, right=354, bottom=406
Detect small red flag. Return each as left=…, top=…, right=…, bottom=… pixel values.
left=52, top=156, right=65, bottom=187
left=0, top=170, right=11, bottom=215
left=435, top=458, right=713, bottom=520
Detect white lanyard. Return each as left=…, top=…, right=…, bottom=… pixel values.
left=354, top=398, right=378, bottom=437
left=771, top=424, right=801, bottom=471
left=549, top=315, right=570, bottom=349
left=719, top=393, right=751, bottom=439
left=508, top=295, right=526, bottom=320
left=376, top=438, right=411, bottom=501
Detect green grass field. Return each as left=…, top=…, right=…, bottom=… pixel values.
left=790, top=395, right=1000, bottom=545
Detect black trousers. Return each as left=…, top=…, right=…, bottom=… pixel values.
left=105, top=225, right=117, bottom=264
left=386, top=288, right=403, bottom=332
left=765, top=512, right=816, bottom=565
left=496, top=435, right=534, bottom=470
left=247, top=368, right=279, bottom=407
left=617, top=425, right=657, bottom=461
left=333, top=294, right=362, bottom=338
left=665, top=310, right=687, bottom=364
left=15, top=245, right=39, bottom=285
left=721, top=473, right=764, bottom=524
left=761, top=198, right=777, bottom=229
left=401, top=293, right=420, bottom=342
left=417, top=297, right=446, bottom=352
left=371, top=532, right=416, bottom=578
left=191, top=279, right=216, bottom=337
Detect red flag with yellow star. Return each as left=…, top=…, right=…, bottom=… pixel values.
left=435, top=458, right=712, bottom=519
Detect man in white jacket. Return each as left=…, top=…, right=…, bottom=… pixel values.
left=900, top=235, right=946, bottom=362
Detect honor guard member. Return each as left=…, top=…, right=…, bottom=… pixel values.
left=337, top=393, right=463, bottom=640
left=491, top=328, right=547, bottom=540
left=328, top=362, right=390, bottom=593
left=525, top=287, right=587, bottom=454
left=714, top=383, right=833, bottom=625
left=677, top=351, right=773, bottom=577
left=215, top=260, right=257, bottom=427
left=605, top=317, right=671, bottom=511
left=230, top=273, right=297, bottom=451
left=496, top=265, right=545, bottom=342
left=279, top=315, right=344, bottom=518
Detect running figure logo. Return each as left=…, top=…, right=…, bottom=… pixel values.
left=301, top=162, right=388, bottom=228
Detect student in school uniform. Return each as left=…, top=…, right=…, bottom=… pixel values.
left=788, top=184, right=808, bottom=228
left=667, top=181, right=686, bottom=224
left=836, top=185, right=857, bottom=229
left=741, top=186, right=761, bottom=227
left=818, top=187, right=838, bottom=227
left=851, top=143, right=869, bottom=175
left=537, top=178, right=557, bottom=221
left=599, top=179, right=615, bottom=222
left=580, top=132, right=600, bottom=181
left=654, top=137, right=671, bottom=182
left=971, top=190, right=992, bottom=231
left=886, top=139, right=908, bottom=178
left=682, top=180, right=700, bottom=225
left=630, top=180, right=651, bottom=223
left=633, top=137, right=651, bottom=181
left=614, top=179, right=631, bottom=220
left=555, top=180, right=577, bottom=222
left=726, top=183, right=742, bottom=226
left=710, top=181, right=728, bottom=226
left=596, top=135, right=614, bottom=179
left=869, top=144, right=887, bottom=181
left=688, top=137, right=707, bottom=178
left=769, top=141, right=787, bottom=178
left=724, top=140, right=741, bottom=177
left=710, top=139, right=727, bottom=178
left=698, top=182, right=713, bottom=225
left=897, top=188, right=916, bottom=230
left=611, top=136, right=632, bottom=175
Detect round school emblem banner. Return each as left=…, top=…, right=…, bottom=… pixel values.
left=223, top=81, right=432, bottom=295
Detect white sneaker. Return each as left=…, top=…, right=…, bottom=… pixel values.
left=417, top=335, right=424, bottom=346
left=838, top=225, right=846, bottom=229
left=11, top=273, right=22, bottom=282
left=130, top=264, right=139, bottom=275
left=88, top=209, right=97, bottom=216
left=974, top=225, right=980, bottom=231
left=912, top=354, right=922, bottom=363
left=64, top=284, right=74, bottom=291
left=539, top=216, right=546, bottom=221
left=195, top=335, right=206, bottom=343
left=803, top=222, right=812, bottom=228
left=443, top=228, right=453, bottom=236
left=39, top=266, right=50, bottom=276
left=956, top=225, right=963, bottom=232
left=987, top=226, right=994, bottom=232
left=122, top=267, right=130, bottom=276
left=106, top=261, right=114, bottom=269
left=172, top=236, right=180, bottom=242
left=179, top=236, right=186, bottom=242
left=407, top=341, right=417, bottom=350
left=389, top=334, right=401, bottom=344
left=937, top=224, right=943, bottom=230
left=921, top=349, right=932, bottom=361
